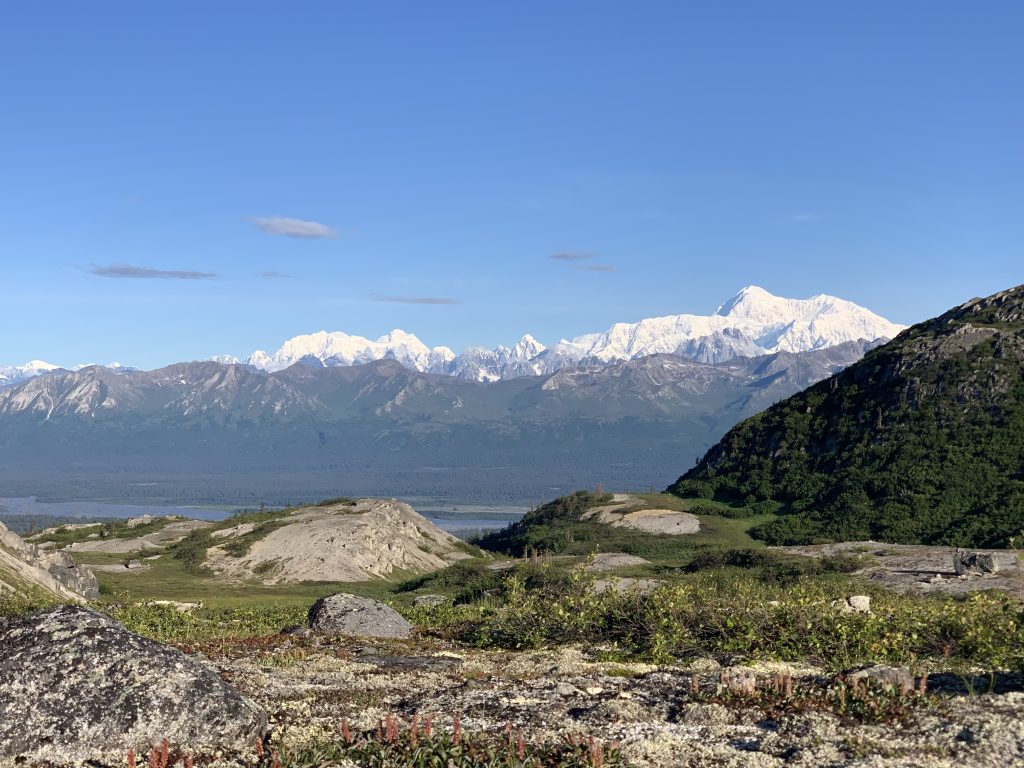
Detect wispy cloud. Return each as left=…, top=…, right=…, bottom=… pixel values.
left=551, top=252, right=595, bottom=262
left=789, top=213, right=821, bottom=223
left=260, top=270, right=294, bottom=279
left=89, top=264, right=219, bottom=280
left=250, top=216, right=337, bottom=239
left=370, top=293, right=462, bottom=305
left=550, top=251, right=614, bottom=272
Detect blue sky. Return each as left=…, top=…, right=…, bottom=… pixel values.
left=1, top=2, right=1020, bottom=368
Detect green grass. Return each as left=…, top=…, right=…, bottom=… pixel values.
left=24, top=517, right=181, bottom=547
left=477, top=490, right=772, bottom=564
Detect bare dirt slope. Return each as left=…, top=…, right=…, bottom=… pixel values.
left=204, top=498, right=475, bottom=584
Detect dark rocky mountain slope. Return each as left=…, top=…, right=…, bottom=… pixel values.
left=0, top=343, right=876, bottom=503
left=669, top=284, right=1024, bottom=547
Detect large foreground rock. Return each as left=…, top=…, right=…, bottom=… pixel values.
left=0, top=605, right=266, bottom=763
left=308, top=593, right=413, bottom=638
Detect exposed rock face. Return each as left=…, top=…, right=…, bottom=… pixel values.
left=0, top=605, right=266, bottom=763
left=205, top=498, right=474, bottom=584
left=0, top=520, right=97, bottom=600
left=308, top=593, right=413, bottom=638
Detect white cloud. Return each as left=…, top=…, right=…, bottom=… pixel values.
left=250, top=216, right=337, bottom=239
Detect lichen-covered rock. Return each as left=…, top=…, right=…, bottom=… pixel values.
left=0, top=605, right=266, bottom=763
left=308, top=593, right=413, bottom=638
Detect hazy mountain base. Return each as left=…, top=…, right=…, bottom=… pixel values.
left=0, top=345, right=874, bottom=505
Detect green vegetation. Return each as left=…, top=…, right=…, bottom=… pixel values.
left=412, top=562, right=1024, bottom=671
left=670, top=285, right=1024, bottom=547
left=477, top=491, right=764, bottom=561
left=25, top=517, right=180, bottom=547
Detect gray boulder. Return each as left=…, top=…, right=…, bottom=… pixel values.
left=308, top=593, right=413, bottom=638
left=954, top=550, right=1000, bottom=576
left=844, top=664, right=914, bottom=693
left=0, top=605, right=266, bottom=763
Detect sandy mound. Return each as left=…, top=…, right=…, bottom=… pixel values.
left=204, top=498, right=474, bottom=584
left=584, top=495, right=700, bottom=536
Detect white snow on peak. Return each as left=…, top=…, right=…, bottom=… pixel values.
left=564, top=286, right=905, bottom=365
left=4, top=286, right=906, bottom=387
left=245, top=329, right=456, bottom=374
left=0, top=360, right=61, bottom=389
left=232, top=286, right=904, bottom=380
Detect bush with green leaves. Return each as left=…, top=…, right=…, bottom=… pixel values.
left=415, top=563, right=1024, bottom=671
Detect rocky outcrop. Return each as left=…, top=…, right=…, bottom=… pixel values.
left=308, top=593, right=413, bottom=638
left=0, top=605, right=266, bottom=763
left=0, top=520, right=97, bottom=600
left=204, top=498, right=474, bottom=583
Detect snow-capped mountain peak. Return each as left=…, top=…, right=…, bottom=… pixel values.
left=3, top=286, right=906, bottom=386
left=0, top=360, right=61, bottom=389
left=509, top=334, right=546, bottom=361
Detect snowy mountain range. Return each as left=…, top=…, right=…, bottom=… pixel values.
left=228, top=286, right=905, bottom=381
left=1, top=286, right=905, bottom=388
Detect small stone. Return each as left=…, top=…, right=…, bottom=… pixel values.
left=846, top=595, right=871, bottom=613
left=412, top=594, right=450, bottom=608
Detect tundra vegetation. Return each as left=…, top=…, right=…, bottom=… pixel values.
left=2, top=489, right=1023, bottom=767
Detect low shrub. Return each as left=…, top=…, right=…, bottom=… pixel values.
left=418, top=565, right=1024, bottom=671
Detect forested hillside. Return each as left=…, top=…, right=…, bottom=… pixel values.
left=669, top=284, right=1024, bottom=547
